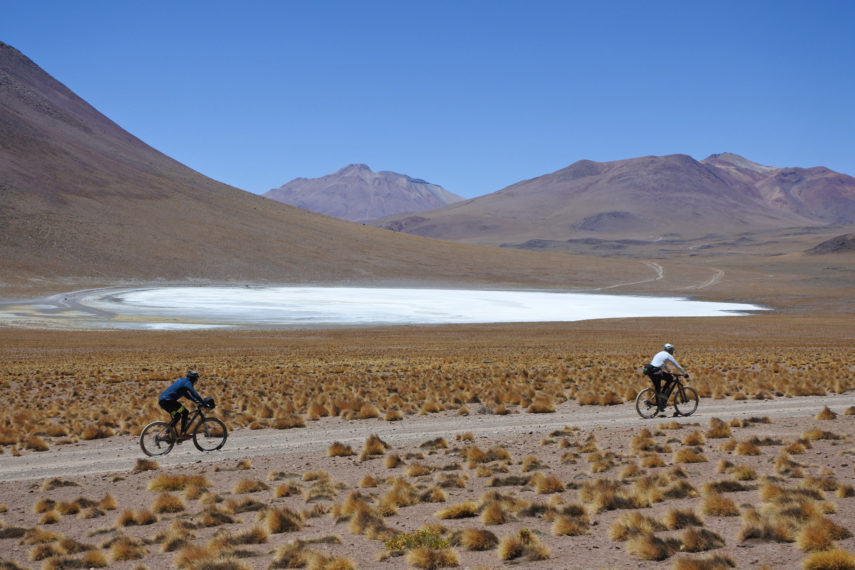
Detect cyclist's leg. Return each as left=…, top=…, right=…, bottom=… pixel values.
left=160, top=399, right=188, bottom=433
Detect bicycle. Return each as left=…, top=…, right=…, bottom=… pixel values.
left=635, top=374, right=699, bottom=419
left=139, top=399, right=228, bottom=456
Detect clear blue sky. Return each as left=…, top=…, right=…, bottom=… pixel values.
left=4, top=1, right=854, bottom=198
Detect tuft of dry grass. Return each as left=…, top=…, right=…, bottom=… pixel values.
left=497, top=528, right=550, bottom=562
left=801, top=548, right=855, bottom=570
left=133, top=458, right=159, bottom=472
left=626, top=532, right=681, bottom=561
left=435, top=501, right=479, bottom=520
left=816, top=406, right=838, bottom=420
left=405, top=546, right=460, bottom=569
left=663, top=508, right=704, bottom=530
left=147, top=473, right=212, bottom=492
left=452, top=527, right=499, bottom=550
left=232, top=478, right=269, bottom=494
left=682, top=527, right=726, bottom=552
left=360, top=434, right=390, bottom=460
left=328, top=441, right=355, bottom=457
left=152, top=493, right=185, bottom=514
left=701, top=493, right=740, bottom=517
left=265, top=506, right=304, bottom=534
left=610, top=512, right=666, bottom=541
left=673, top=448, right=708, bottom=463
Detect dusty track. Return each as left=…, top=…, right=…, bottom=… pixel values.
left=4, top=392, right=853, bottom=482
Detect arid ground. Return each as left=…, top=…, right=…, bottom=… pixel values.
left=1, top=317, right=854, bottom=569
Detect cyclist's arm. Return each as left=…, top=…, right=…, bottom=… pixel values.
left=183, top=383, right=205, bottom=406
left=666, top=355, right=687, bottom=375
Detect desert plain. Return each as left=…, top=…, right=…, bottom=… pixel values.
left=1, top=308, right=854, bottom=570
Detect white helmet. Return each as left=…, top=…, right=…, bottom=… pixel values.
left=664, top=343, right=675, bottom=354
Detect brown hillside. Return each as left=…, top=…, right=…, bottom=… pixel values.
left=264, top=163, right=463, bottom=222
left=0, top=42, right=638, bottom=295
left=373, top=153, right=855, bottom=249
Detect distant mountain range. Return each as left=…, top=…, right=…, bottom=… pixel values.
left=372, top=153, right=855, bottom=248
left=265, top=164, right=463, bottom=222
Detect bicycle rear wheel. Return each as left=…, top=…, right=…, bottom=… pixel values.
left=140, top=421, right=176, bottom=456
left=193, top=417, right=228, bottom=452
left=635, top=388, right=659, bottom=419
left=674, top=386, right=699, bottom=416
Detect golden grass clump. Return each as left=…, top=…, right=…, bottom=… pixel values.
left=706, top=417, right=733, bottom=439
left=530, top=472, right=565, bottom=494
left=626, top=532, right=681, bottom=561
left=272, top=414, right=306, bottom=429
left=610, top=511, right=666, bottom=541
left=497, top=528, right=550, bottom=562
left=108, top=534, right=147, bottom=562
left=147, top=473, right=212, bottom=492
left=405, top=547, right=460, bottom=569
left=132, top=458, right=159, bottom=472
left=801, top=548, right=855, bottom=570
left=663, top=507, right=704, bottom=530
left=684, top=430, right=707, bottom=446
left=673, top=447, right=708, bottom=463
left=360, top=434, right=390, bottom=460
left=816, top=406, right=838, bottom=420
left=265, top=506, right=304, bottom=534
left=451, top=527, right=499, bottom=550
left=734, top=441, right=762, bottom=456
left=152, top=492, right=185, bottom=514
left=551, top=515, right=589, bottom=536
left=701, top=493, right=740, bottom=517
left=480, top=501, right=512, bottom=525
left=327, top=441, right=355, bottom=457
left=232, top=478, right=269, bottom=494
left=435, top=501, right=479, bottom=520
left=682, top=527, right=726, bottom=552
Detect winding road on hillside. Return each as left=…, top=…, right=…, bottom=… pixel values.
left=2, top=393, right=852, bottom=482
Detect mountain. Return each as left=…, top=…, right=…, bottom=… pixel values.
left=0, top=42, right=619, bottom=292
left=372, top=153, right=855, bottom=249
left=806, top=233, right=855, bottom=255
left=264, top=164, right=464, bottom=222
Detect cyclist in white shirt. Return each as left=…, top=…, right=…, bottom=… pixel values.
left=646, top=343, right=688, bottom=415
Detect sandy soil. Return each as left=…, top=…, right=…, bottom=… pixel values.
left=2, top=393, right=854, bottom=569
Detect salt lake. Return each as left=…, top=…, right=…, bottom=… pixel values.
left=42, top=286, right=768, bottom=330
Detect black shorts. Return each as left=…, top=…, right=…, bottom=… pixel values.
left=159, top=399, right=185, bottom=416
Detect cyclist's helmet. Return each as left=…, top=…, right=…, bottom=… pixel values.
left=664, top=343, right=675, bottom=354
left=187, top=370, right=200, bottom=383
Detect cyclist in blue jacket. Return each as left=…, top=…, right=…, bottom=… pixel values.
left=159, top=370, right=209, bottom=440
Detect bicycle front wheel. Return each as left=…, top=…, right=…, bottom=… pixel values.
left=193, top=417, right=228, bottom=452
left=674, top=386, right=699, bottom=416
left=635, top=388, right=659, bottom=419
left=140, top=421, right=176, bottom=456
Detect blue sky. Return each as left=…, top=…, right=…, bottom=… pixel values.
left=4, top=1, right=854, bottom=198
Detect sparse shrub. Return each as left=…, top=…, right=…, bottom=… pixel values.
left=626, top=531, right=681, bottom=561
left=152, top=493, right=185, bottom=514
left=816, top=406, right=838, bottom=420
left=802, top=548, right=855, bottom=570
left=497, top=528, right=550, bottom=562
left=701, top=493, right=740, bottom=517
left=327, top=441, right=355, bottom=457
left=435, top=502, right=479, bottom=520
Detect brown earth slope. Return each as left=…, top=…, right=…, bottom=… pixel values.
left=372, top=153, right=855, bottom=251
left=0, top=42, right=636, bottom=295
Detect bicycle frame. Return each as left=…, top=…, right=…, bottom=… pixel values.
left=168, top=404, right=206, bottom=435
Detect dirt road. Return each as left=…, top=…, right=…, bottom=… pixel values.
left=3, top=393, right=853, bottom=482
